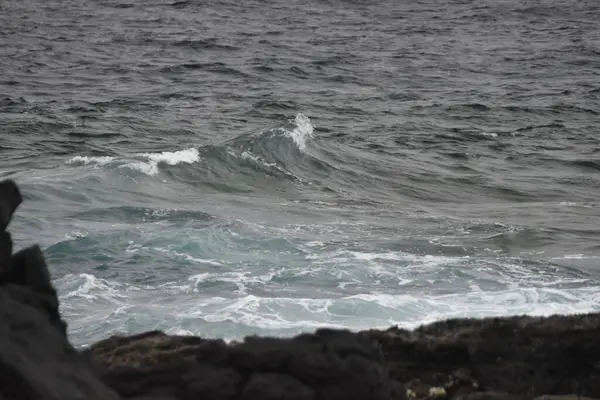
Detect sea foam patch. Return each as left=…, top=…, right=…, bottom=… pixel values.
left=57, top=269, right=600, bottom=347
left=52, top=219, right=600, bottom=346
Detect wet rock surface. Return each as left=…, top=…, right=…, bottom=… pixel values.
left=2, top=178, right=600, bottom=400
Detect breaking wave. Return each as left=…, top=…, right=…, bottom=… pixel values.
left=63, top=113, right=316, bottom=180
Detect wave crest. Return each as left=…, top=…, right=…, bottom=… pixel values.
left=63, top=113, right=315, bottom=178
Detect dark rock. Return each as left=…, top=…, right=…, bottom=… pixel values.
left=286, top=351, right=349, bottom=384
left=0, top=288, right=120, bottom=400
left=1, top=245, right=68, bottom=337
left=0, top=179, right=21, bottom=231
left=241, top=373, right=314, bottom=400
left=534, top=396, right=600, bottom=400
left=90, top=329, right=405, bottom=400
left=9, top=245, right=54, bottom=293
left=87, top=312, right=600, bottom=400
left=0, top=231, right=12, bottom=266
left=179, top=364, right=242, bottom=400
left=3, top=283, right=67, bottom=336
left=363, top=313, right=600, bottom=398
left=129, top=397, right=177, bottom=400
left=454, top=392, right=524, bottom=400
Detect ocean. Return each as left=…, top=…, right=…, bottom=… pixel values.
left=1, top=0, right=599, bottom=347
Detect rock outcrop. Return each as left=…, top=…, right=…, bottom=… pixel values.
left=88, top=328, right=404, bottom=400
left=365, top=313, right=600, bottom=399
left=88, top=313, right=600, bottom=400
left=1, top=178, right=600, bottom=400
left=0, top=180, right=121, bottom=400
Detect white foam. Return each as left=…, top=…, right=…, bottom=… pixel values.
left=59, top=273, right=126, bottom=301
left=166, top=327, right=195, bottom=336
left=283, top=113, right=314, bottom=151
left=137, top=148, right=200, bottom=165
left=65, top=156, right=115, bottom=166
left=481, top=132, right=498, bottom=138
left=188, top=273, right=211, bottom=285
left=124, top=148, right=200, bottom=176
left=52, top=222, right=600, bottom=346
left=348, top=251, right=407, bottom=261
left=65, top=148, right=200, bottom=176
left=178, top=287, right=600, bottom=332
left=56, top=264, right=600, bottom=347
left=64, top=230, right=87, bottom=240
left=240, top=150, right=278, bottom=168
left=307, top=249, right=467, bottom=272
left=153, top=247, right=225, bottom=266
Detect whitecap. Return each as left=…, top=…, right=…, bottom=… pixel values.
left=480, top=132, right=498, bottom=138
left=65, top=148, right=200, bottom=176
left=65, top=155, right=115, bottom=166
left=123, top=148, right=200, bottom=176
left=282, top=113, right=314, bottom=151
left=136, top=148, right=200, bottom=165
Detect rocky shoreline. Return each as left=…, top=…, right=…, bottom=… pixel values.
left=1, top=179, right=598, bottom=400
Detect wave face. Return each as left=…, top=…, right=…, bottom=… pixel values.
left=1, top=0, right=600, bottom=346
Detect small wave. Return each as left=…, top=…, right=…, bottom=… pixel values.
left=252, top=100, right=298, bottom=111
left=160, top=62, right=248, bottom=77
left=289, top=66, right=309, bottom=76
left=449, top=103, right=491, bottom=112
left=238, top=150, right=279, bottom=169
left=514, top=123, right=565, bottom=133
left=202, top=112, right=318, bottom=184
left=58, top=114, right=321, bottom=191
left=568, top=159, right=600, bottom=172
left=0, top=96, right=28, bottom=110
left=220, top=147, right=305, bottom=183
left=169, top=1, right=190, bottom=8
left=240, top=113, right=314, bottom=152
left=171, top=39, right=238, bottom=51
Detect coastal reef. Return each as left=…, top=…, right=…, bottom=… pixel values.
left=0, top=179, right=599, bottom=400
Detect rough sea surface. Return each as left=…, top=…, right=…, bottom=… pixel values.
left=1, top=0, right=600, bottom=347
